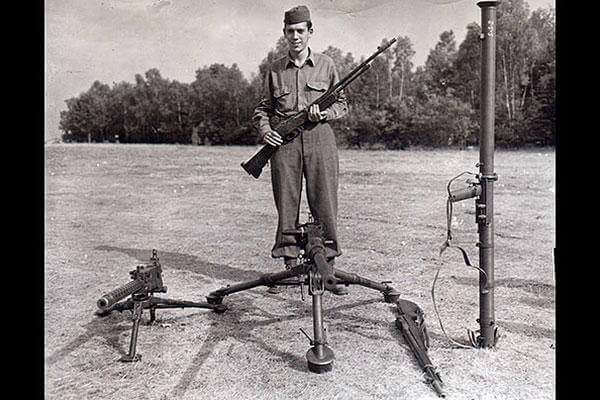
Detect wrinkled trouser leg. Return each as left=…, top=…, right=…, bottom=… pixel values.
left=270, top=134, right=303, bottom=259
left=270, top=124, right=341, bottom=260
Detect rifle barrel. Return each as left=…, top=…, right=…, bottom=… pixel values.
left=328, top=37, right=397, bottom=93
left=314, top=64, right=370, bottom=111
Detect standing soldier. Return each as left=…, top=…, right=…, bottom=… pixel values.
left=253, top=5, right=348, bottom=294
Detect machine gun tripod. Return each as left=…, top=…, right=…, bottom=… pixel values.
left=96, top=249, right=226, bottom=362
left=206, top=221, right=445, bottom=396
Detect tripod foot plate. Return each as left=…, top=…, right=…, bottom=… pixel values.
left=306, top=346, right=334, bottom=373
left=206, top=294, right=223, bottom=305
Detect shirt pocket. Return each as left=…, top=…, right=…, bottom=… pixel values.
left=272, top=83, right=293, bottom=112
left=305, top=80, right=329, bottom=104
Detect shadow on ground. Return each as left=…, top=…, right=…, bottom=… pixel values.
left=95, top=245, right=262, bottom=282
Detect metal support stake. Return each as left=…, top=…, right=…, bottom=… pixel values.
left=476, top=0, right=501, bottom=348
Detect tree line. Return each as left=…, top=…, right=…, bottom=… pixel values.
left=59, top=0, right=555, bottom=148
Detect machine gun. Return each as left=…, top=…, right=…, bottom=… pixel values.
left=96, top=249, right=166, bottom=312
left=282, top=222, right=337, bottom=292
left=96, top=249, right=225, bottom=362
left=241, top=37, right=399, bottom=179
left=206, top=220, right=444, bottom=396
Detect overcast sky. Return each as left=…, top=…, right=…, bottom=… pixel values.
left=45, top=0, right=555, bottom=142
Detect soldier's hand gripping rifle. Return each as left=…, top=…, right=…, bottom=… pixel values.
left=241, top=37, right=399, bottom=179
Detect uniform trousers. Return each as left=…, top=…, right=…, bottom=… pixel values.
left=270, top=121, right=341, bottom=260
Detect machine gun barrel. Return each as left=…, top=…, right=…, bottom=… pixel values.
left=97, top=279, right=146, bottom=311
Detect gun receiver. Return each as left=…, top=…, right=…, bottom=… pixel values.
left=241, top=37, right=399, bottom=179
left=283, top=222, right=337, bottom=291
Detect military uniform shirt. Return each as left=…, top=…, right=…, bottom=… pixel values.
left=253, top=49, right=348, bottom=136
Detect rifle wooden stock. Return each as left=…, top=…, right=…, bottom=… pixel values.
left=241, top=144, right=278, bottom=178
left=241, top=110, right=309, bottom=178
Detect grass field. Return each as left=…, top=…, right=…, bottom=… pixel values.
left=44, top=143, right=555, bottom=399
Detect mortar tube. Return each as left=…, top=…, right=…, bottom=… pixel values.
left=476, top=0, right=500, bottom=348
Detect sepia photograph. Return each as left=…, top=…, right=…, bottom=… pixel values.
left=45, top=1, right=556, bottom=398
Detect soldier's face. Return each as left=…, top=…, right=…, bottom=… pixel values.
left=284, top=22, right=312, bottom=54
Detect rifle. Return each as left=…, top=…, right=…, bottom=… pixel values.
left=241, top=37, right=399, bottom=179
left=395, top=299, right=445, bottom=398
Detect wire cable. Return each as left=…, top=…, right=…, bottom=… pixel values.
left=431, top=172, right=486, bottom=349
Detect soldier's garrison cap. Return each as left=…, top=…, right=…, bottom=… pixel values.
left=284, top=5, right=311, bottom=25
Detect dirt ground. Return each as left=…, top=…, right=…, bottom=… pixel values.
left=44, top=143, right=555, bottom=399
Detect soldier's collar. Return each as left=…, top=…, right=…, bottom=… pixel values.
left=286, top=48, right=315, bottom=68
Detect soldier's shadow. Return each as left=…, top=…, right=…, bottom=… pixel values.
left=94, top=245, right=262, bottom=282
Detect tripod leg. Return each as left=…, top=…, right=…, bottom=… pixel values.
left=306, top=292, right=334, bottom=373
left=207, top=263, right=307, bottom=304
left=119, top=299, right=143, bottom=362
left=149, top=297, right=227, bottom=312
left=333, top=268, right=400, bottom=303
